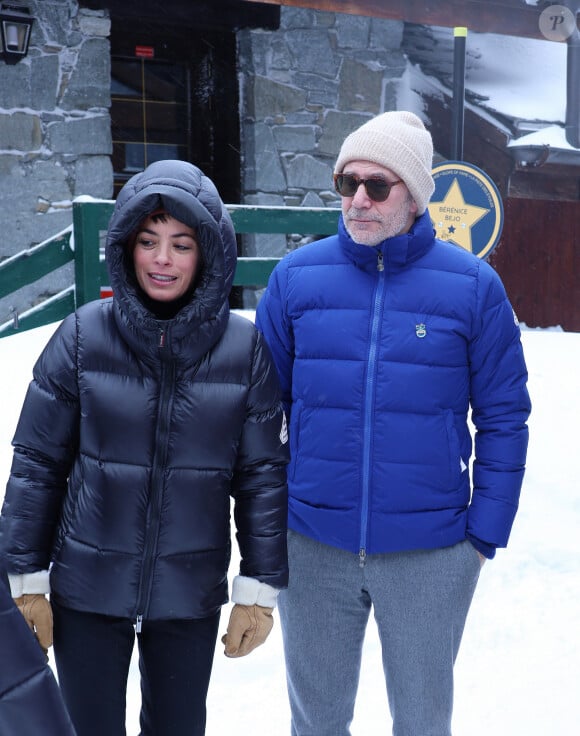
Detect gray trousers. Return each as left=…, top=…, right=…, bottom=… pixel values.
left=278, top=530, right=482, bottom=736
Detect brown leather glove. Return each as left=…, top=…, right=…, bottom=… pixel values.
left=221, top=604, right=274, bottom=658
left=14, top=594, right=53, bottom=653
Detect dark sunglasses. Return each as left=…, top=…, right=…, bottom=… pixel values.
left=333, top=173, right=403, bottom=202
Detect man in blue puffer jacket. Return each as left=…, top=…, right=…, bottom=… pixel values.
left=256, top=111, right=531, bottom=736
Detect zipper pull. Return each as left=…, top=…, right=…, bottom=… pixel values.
left=359, top=548, right=366, bottom=568
left=377, top=252, right=384, bottom=272
left=159, top=329, right=165, bottom=348
left=135, top=614, right=143, bottom=633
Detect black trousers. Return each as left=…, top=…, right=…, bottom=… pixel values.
left=52, top=600, right=220, bottom=736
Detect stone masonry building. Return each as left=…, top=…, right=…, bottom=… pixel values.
left=0, top=1, right=411, bottom=321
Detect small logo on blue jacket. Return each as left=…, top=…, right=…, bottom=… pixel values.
left=415, top=323, right=427, bottom=338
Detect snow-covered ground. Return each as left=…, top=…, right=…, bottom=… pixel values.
left=1, top=320, right=579, bottom=735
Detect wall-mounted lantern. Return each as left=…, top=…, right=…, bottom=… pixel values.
left=0, top=2, right=34, bottom=64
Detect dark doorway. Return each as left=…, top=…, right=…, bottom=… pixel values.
left=101, top=2, right=280, bottom=308
left=110, top=24, right=241, bottom=204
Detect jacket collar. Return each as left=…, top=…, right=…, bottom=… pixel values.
left=338, top=209, right=435, bottom=273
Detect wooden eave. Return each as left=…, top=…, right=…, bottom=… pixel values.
left=80, top=0, right=279, bottom=29
left=242, top=0, right=554, bottom=40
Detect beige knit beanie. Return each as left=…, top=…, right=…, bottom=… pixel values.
left=334, top=111, right=435, bottom=214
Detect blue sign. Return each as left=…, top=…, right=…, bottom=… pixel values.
left=428, top=161, right=504, bottom=259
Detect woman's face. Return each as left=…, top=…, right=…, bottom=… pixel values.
left=132, top=213, right=200, bottom=302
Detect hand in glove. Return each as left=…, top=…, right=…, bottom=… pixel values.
left=221, top=604, right=273, bottom=658
left=14, top=594, right=53, bottom=653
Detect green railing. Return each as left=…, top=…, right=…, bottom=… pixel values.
left=0, top=198, right=340, bottom=338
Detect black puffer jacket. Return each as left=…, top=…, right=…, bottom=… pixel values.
left=0, top=567, right=76, bottom=735
left=0, top=160, right=289, bottom=620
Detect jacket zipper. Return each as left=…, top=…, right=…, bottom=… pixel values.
left=135, top=327, right=175, bottom=629
left=359, top=251, right=386, bottom=567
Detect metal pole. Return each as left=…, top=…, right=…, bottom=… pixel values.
left=565, top=21, right=580, bottom=148
left=451, top=26, right=467, bottom=161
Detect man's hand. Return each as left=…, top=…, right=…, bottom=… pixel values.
left=14, top=594, right=53, bottom=653
left=222, top=603, right=274, bottom=658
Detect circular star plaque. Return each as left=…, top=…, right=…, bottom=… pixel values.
left=428, top=161, right=504, bottom=259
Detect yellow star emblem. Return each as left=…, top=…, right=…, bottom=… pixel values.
left=428, top=178, right=490, bottom=253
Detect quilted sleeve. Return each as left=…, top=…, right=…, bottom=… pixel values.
left=255, top=261, right=294, bottom=416
left=467, top=260, right=531, bottom=548
left=230, top=330, right=289, bottom=590
left=0, top=315, right=80, bottom=573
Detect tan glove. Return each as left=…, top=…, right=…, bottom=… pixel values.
left=14, top=594, right=53, bottom=653
left=221, top=603, right=273, bottom=658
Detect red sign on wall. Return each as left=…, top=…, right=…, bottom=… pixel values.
left=135, top=45, right=154, bottom=58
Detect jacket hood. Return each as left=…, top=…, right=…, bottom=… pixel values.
left=105, top=160, right=237, bottom=363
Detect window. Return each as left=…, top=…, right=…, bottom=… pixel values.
left=109, top=27, right=240, bottom=204
left=111, top=56, right=190, bottom=194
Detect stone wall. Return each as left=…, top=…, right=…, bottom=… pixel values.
left=0, top=4, right=408, bottom=321
left=0, top=0, right=111, bottom=326
left=237, top=6, right=406, bottom=299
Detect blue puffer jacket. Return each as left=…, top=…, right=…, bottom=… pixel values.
left=256, top=210, right=530, bottom=558
left=0, top=567, right=76, bottom=735
left=0, top=160, right=289, bottom=620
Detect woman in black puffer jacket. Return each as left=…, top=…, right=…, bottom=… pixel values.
left=0, top=160, right=289, bottom=736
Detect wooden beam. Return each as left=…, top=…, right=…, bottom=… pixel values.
left=82, top=0, right=279, bottom=29
left=242, top=0, right=547, bottom=39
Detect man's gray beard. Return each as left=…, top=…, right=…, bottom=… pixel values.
left=345, top=203, right=412, bottom=247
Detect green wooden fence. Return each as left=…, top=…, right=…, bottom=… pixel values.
left=0, top=199, right=340, bottom=339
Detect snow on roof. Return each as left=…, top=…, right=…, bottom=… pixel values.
left=507, top=124, right=576, bottom=150
left=399, top=28, right=572, bottom=151
left=464, top=31, right=567, bottom=124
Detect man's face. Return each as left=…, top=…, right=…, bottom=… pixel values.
left=339, top=160, right=418, bottom=246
